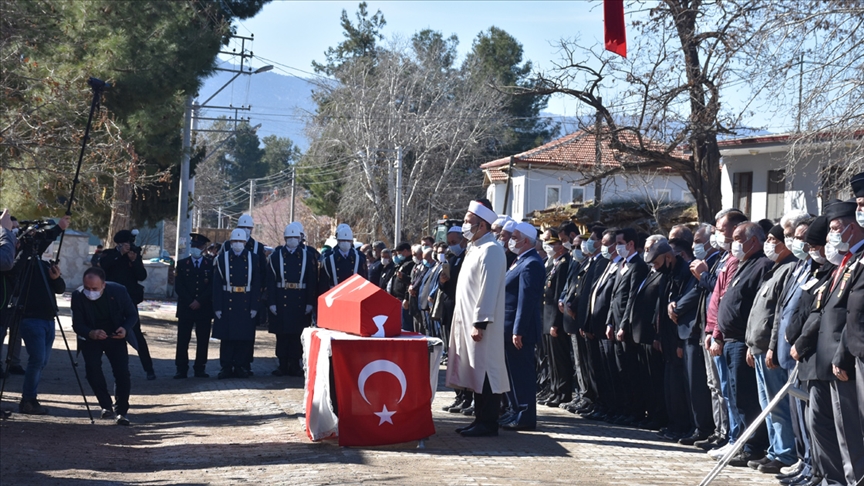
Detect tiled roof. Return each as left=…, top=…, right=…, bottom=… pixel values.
left=480, top=129, right=684, bottom=172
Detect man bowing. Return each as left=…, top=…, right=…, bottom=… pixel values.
left=447, top=199, right=509, bottom=437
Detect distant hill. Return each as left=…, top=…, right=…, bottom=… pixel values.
left=198, top=66, right=317, bottom=149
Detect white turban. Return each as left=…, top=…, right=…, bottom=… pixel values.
left=468, top=200, right=497, bottom=225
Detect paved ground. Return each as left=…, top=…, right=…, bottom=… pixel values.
left=0, top=296, right=779, bottom=485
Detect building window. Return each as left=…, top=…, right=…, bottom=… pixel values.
left=513, top=182, right=522, bottom=215
left=733, top=171, right=753, bottom=218
left=546, top=185, right=561, bottom=208
left=766, top=169, right=785, bottom=220
left=571, top=186, right=584, bottom=204
left=681, top=190, right=695, bottom=203
left=656, top=188, right=671, bottom=202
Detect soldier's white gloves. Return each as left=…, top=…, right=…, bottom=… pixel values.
left=305, top=305, right=313, bottom=315
left=215, top=311, right=222, bottom=319
left=269, top=305, right=277, bottom=315
left=250, top=310, right=258, bottom=319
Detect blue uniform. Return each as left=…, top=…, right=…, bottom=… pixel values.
left=212, top=249, right=261, bottom=376
left=267, top=244, right=318, bottom=375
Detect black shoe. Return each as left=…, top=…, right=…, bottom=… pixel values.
left=193, top=370, right=209, bottom=378
left=747, top=456, right=772, bottom=470
left=679, top=432, right=710, bottom=446
left=497, top=411, right=516, bottom=425
left=586, top=410, right=607, bottom=421
left=271, top=368, right=286, bottom=376
left=234, top=368, right=250, bottom=378
left=694, top=434, right=720, bottom=449
left=115, top=414, right=131, bottom=426
left=217, top=369, right=231, bottom=379
left=173, top=370, right=188, bottom=379
left=287, top=366, right=304, bottom=377
left=501, top=421, right=536, bottom=431
left=455, top=422, right=477, bottom=433
left=146, top=372, right=156, bottom=381
left=699, top=436, right=727, bottom=451
left=461, top=406, right=475, bottom=416
left=460, top=424, right=498, bottom=437
left=442, top=399, right=462, bottom=412
left=100, top=408, right=114, bottom=419
left=18, top=399, right=48, bottom=415
left=546, top=396, right=563, bottom=408
left=8, top=365, right=25, bottom=375
left=728, top=451, right=763, bottom=467
left=758, top=459, right=794, bottom=475
left=801, top=476, right=823, bottom=486
left=781, top=471, right=813, bottom=486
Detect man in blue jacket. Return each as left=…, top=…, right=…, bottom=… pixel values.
left=71, top=267, right=139, bottom=425
left=500, top=222, right=545, bottom=431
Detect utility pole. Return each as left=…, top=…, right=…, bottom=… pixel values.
left=217, top=207, right=223, bottom=229
left=502, top=155, right=515, bottom=215
left=593, top=96, right=603, bottom=222
left=289, top=165, right=296, bottom=222
left=796, top=53, right=804, bottom=133
left=174, top=95, right=193, bottom=260
left=248, top=179, right=255, bottom=214
left=394, top=146, right=403, bottom=246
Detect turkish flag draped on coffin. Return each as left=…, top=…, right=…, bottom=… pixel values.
left=604, top=0, right=627, bottom=58
left=331, top=338, right=435, bottom=446
left=318, top=274, right=402, bottom=337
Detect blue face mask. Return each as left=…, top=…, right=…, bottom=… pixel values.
left=423, top=260, right=433, bottom=268
left=393, top=254, right=405, bottom=265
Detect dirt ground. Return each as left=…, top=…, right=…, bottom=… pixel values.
left=0, top=297, right=778, bottom=485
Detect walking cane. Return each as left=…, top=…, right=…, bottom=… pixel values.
left=699, top=363, right=808, bottom=486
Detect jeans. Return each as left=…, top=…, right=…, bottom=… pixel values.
left=81, top=338, right=131, bottom=415
left=724, top=340, right=768, bottom=454
left=19, top=318, right=54, bottom=400
left=754, top=353, right=797, bottom=463
left=713, top=339, right=742, bottom=442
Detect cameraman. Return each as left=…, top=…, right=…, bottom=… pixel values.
left=10, top=215, right=69, bottom=415
left=0, top=209, right=15, bottom=271
left=1, top=210, right=24, bottom=375
left=98, top=230, right=154, bottom=380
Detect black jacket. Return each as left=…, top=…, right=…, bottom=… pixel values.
left=99, top=247, right=147, bottom=304
left=608, top=254, right=650, bottom=337
left=389, top=259, right=414, bottom=301
left=627, top=269, right=665, bottom=344
left=174, top=256, right=214, bottom=320
left=71, top=282, right=139, bottom=349
left=586, top=256, right=616, bottom=337
left=839, top=252, right=864, bottom=359
left=12, top=254, right=66, bottom=320
left=717, top=251, right=773, bottom=342
left=542, top=252, right=570, bottom=334
left=562, top=256, right=597, bottom=334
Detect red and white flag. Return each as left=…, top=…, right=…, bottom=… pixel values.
left=604, top=0, right=627, bottom=58
left=331, top=338, right=435, bottom=446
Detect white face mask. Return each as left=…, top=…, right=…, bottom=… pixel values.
left=437, top=253, right=447, bottom=263
left=764, top=241, right=779, bottom=262
left=790, top=239, right=809, bottom=261
left=381, top=258, right=390, bottom=266
left=582, top=239, right=596, bottom=255
left=189, top=247, right=202, bottom=259
left=413, top=256, right=422, bottom=264
left=827, top=224, right=850, bottom=253
left=542, top=244, right=554, bottom=255
left=563, top=241, right=573, bottom=250
left=242, top=228, right=252, bottom=241
left=448, top=244, right=464, bottom=256
left=508, top=238, right=520, bottom=255
left=600, top=245, right=613, bottom=260
left=809, top=248, right=827, bottom=264
left=615, top=243, right=629, bottom=259
left=825, top=241, right=844, bottom=265
left=338, top=241, right=352, bottom=252
left=462, top=223, right=475, bottom=240
left=572, top=248, right=585, bottom=262
left=231, top=242, right=245, bottom=253
left=857, top=209, right=864, bottom=229
left=84, top=289, right=103, bottom=301
left=693, top=242, right=708, bottom=260
left=285, top=237, right=299, bottom=249
left=731, top=240, right=747, bottom=260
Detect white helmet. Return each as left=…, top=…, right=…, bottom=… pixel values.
left=335, top=223, right=353, bottom=241
left=284, top=222, right=302, bottom=238
left=230, top=228, right=247, bottom=241
left=237, top=213, right=254, bottom=228
left=295, top=221, right=305, bottom=234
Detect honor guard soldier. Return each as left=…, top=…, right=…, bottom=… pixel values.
left=221, top=213, right=268, bottom=375
left=173, top=233, right=214, bottom=379
left=318, top=223, right=367, bottom=294
left=267, top=222, right=318, bottom=376
left=212, top=229, right=262, bottom=379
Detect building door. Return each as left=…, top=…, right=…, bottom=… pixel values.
left=732, top=172, right=753, bottom=218
left=766, top=169, right=785, bottom=220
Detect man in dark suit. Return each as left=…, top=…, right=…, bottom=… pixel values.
left=540, top=230, right=572, bottom=408
left=71, top=267, right=139, bottom=425
left=557, top=222, right=590, bottom=410
left=388, top=242, right=415, bottom=332
left=607, top=227, right=650, bottom=425
left=376, top=249, right=394, bottom=289
left=500, top=222, right=546, bottom=430
left=583, top=229, right=618, bottom=421
left=267, top=222, right=318, bottom=377
left=173, top=233, right=214, bottom=379
left=367, top=241, right=387, bottom=289
left=793, top=202, right=864, bottom=485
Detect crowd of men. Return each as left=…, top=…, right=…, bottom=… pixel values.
left=1, top=170, right=863, bottom=484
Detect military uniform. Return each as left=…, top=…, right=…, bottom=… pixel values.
left=541, top=250, right=572, bottom=406
left=222, top=236, right=267, bottom=372
left=173, top=235, right=214, bottom=378
left=318, top=246, right=368, bottom=294
left=267, top=243, right=318, bottom=376
left=212, top=247, right=261, bottom=378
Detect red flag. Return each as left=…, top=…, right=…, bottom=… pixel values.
left=331, top=338, right=435, bottom=446
left=604, top=0, right=627, bottom=58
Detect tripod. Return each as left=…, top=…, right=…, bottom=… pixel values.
left=0, top=242, right=94, bottom=422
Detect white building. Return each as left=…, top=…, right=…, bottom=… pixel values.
left=480, top=130, right=692, bottom=221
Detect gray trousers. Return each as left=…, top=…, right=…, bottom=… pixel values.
left=703, top=335, right=728, bottom=437
left=830, top=379, right=864, bottom=485
left=808, top=380, right=848, bottom=484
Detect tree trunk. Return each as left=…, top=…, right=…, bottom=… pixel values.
left=683, top=133, right=723, bottom=223
left=109, top=176, right=133, bottom=239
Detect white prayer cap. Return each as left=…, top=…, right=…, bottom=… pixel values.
left=493, top=215, right=507, bottom=228
left=502, top=218, right=516, bottom=233
left=514, top=222, right=537, bottom=242
left=448, top=226, right=463, bottom=234
left=468, top=200, right=497, bottom=225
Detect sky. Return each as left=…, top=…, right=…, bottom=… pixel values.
left=220, top=0, right=607, bottom=116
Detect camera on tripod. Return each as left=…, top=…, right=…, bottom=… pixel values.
left=16, top=219, right=63, bottom=258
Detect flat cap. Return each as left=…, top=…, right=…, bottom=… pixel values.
left=823, top=201, right=856, bottom=223
left=851, top=172, right=864, bottom=198
left=113, top=230, right=133, bottom=244
left=644, top=240, right=673, bottom=263
left=805, top=216, right=829, bottom=246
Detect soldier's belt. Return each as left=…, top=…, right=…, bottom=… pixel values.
left=223, top=286, right=249, bottom=293
left=276, top=282, right=306, bottom=289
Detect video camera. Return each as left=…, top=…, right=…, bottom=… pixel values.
left=16, top=219, right=63, bottom=257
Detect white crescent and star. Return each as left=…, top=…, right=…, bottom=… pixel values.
left=357, top=359, right=407, bottom=426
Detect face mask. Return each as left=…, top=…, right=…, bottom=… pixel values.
left=83, top=289, right=102, bottom=301
left=508, top=238, right=520, bottom=254
left=784, top=237, right=794, bottom=249
left=709, top=234, right=719, bottom=250
left=572, top=249, right=585, bottom=262
left=462, top=223, right=475, bottom=240
left=616, top=244, right=629, bottom=258
left=338, top=241, right=352, bottom=252
left=825, top=241, right=844, bottom=265
left=189, top=248, right=202, bottom=259
left=790, top=239, right=809, bottom=261
left=393, top=254, right=405, bottom=265
left=285, top=237, right=299, bottom=249
left=582, top=239, right=596, bottom=255
left=809, top=249, right=827, bottom=264
left=827, top=224, right=850, bottom=253
left=448, top=244, right=464, bottom=256
left=437, top=253, right=447, bottom=263
left=423, top=260, right=433, bottom=268
left=693, top=243, right=708, bottom=260
left=764, top=241, right=779, bottom=262
left=495, top=239, right=505, bottom=248
left=542, top=244, right=554, bottom=255
left=731, top=240, right=747, bottom=260
left=657, top=259, right=673, bottom=274
left=242, top=228, right=251, bottom=241
left=231, top=242, right=245, bottom=253
left=413, top=256, right=422, bottom=265
left=381, top=258, right=391, bottom=266
left=857, top=210, right=864, bottom=229
left=601, top=245, right=612, bottom=260
left=563, top=241, right=573, bottom=250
